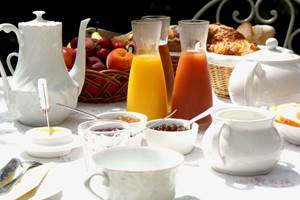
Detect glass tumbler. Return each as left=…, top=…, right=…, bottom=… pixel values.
left=78, top=120, right=130, bottom=172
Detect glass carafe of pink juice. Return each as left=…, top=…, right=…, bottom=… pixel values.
left=127, top=20, right=168, bottom=120
left=142, top=16, right=174, bottom=112
left=172, top=20, right=212, bottom=126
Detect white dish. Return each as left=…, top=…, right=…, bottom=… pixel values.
left=96, top=111, right=147, bottom=134
left=144, top=118, right=198, bottom=155
left=23, top=135, right=82, bottom=158
left=275, top=122, right=300, bottom=145
left=25, top=126, right=73, bottom=145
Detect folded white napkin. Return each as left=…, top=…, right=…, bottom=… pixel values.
left=2, top=163, right=52, bottom=200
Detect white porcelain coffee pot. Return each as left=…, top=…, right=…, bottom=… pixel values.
left=229, top=38, right=300, bottom=106
left=0, top=11, right=90, bottom=126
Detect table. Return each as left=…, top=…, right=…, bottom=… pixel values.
left=1, top=84, right=300, bottom=200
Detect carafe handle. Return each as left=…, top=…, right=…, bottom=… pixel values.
left=6, top=52, right=18, bottom=74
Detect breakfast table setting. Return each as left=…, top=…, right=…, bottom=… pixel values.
left=1, top=87, right=300, bottom=200
left=1, top=10, right=300, bottom=200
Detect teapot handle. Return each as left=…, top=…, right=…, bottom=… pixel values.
left=229, top=60, right=259, bottom=105
left=6, top=52, right=18, bottom=74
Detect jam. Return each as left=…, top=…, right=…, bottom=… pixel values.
left=151, top=124, right=189, bottom=131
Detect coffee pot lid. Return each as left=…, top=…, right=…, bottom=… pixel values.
left=19, top=11, right=60, bottom=27
left=244, top=38, right=300, bottom=63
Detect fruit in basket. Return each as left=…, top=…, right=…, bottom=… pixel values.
left=106, top=48, right=133, bottom=70
left=70, top=37, right=78, bottom=49
left=112, top=40, right=126, bottom=49
left=86, top=38, right=97, bottom=56
left=90, top=61, right=106, bottom=71
left=98, top=36, right=113, bottom=50
left=87, top=56, right=107, bottom=71
left=97, top=48, right=110, bottom=63
left=63, top=47, right=75, bottom=70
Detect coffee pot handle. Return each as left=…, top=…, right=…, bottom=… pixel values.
left=229, top=60, right=259, bottom=105
left=212, top=121, right=230, bottom=165
left=84, top=171, right=110, bottom=199
left=0, top=23, right=22, bottom=75
left=6, top=52, right=18, bottom=74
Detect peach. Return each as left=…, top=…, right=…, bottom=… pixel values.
left=106, top=48, right=133, bottom=71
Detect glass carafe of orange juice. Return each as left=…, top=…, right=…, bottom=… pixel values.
left=142, top=16, right=174, bottom=112
left=127, top=20, right=167, bottom=120
left=172, top=20, right=212, bottom=126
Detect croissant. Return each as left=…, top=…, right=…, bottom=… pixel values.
left=207, top=24, right=259, bottom=56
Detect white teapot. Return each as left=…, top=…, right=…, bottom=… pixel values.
left=229, top=38, right=300, bottom=106
left=0, top=11, right=90, bottom=126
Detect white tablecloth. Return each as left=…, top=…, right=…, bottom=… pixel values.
left=1, top=83, right=300, bottom=200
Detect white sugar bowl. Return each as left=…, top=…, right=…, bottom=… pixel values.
left=203, top=106, right=283, bottom=176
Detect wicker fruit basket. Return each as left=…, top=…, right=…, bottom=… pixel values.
left=78, top=28, right=131, bottom=103
left=79, top=69, right=129, bottom=103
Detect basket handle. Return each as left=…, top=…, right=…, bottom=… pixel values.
left=229, top=60, right=260, bottom=105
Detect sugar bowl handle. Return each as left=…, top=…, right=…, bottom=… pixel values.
left=211, top=121, right=230, bottom=164
left=84, top=171, right=110, bottom=199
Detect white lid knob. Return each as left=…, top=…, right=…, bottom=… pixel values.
left=266, top=38, right=278, bottom=50
left=32, top=11, right=46, bottom=23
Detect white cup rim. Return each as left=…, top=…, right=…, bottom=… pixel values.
left=92, top=146, right=184, bottom=173
left=212, top=106, right=275, bottom=122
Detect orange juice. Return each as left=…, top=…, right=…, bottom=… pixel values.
left=172, top=51, right=212, bottom=125
left=127, top=54, right=168, bottom=120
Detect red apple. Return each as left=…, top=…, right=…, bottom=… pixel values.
left=98, top=37, right=113, bottom=50
left=63, top=47, right=75, bottom=70
left=106, top=48, right=133, bottom=71
left=87, top=56, right=101, bottom=67
left=90, top=60, right=107, bottom=71
left=86, top=38, right=97, bottom=56
left=112, top=40, right=126, bottom=49
left=70, top=37, right=78, bottom=49
left=96, top=48, right=110, bottom=63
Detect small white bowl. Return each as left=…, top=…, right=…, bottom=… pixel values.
left=275, top=122, right=300, bottom=145
left=96, top=111, right=147, bottom=146
left=97, top=111, right=147, bottom=132
left=25, top=127, right=73, bottom=146
left=144, top=118, right=198, bottom=155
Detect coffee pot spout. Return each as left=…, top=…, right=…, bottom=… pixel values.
left=69, top=18, right=90, bottom=95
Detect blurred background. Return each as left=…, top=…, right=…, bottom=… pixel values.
left=0, top=0, right=299, bottom=74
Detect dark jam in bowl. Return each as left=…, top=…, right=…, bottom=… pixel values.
left=94, top=127, right=124, bottom=132
left=151, top=124, right=189, bottom=131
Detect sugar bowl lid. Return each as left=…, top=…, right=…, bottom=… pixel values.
left=19, top=11, right=60, bottom=27
left=244, top=38, right=300, bottom=63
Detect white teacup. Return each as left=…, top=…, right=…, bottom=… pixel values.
left=203, top=106, right=283, bottom=176
left=84, top=147, right=184, bottom=200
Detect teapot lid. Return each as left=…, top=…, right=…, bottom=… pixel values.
left=19, top=11, right=60, bottom=27
left=244, top=38, right=300, bottom=62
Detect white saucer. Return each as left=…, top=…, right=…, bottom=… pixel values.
left=23, top=135, right=82, bottom=158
